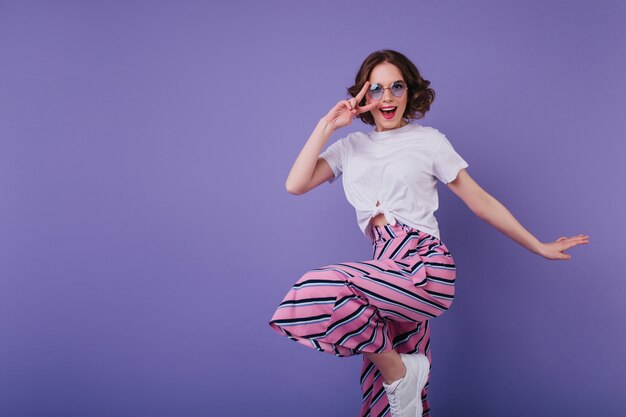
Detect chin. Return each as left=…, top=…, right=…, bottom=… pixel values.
left=376, top=118, right=405, bottom=132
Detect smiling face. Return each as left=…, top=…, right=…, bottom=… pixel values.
left=366, top=62, right=408, bottom=132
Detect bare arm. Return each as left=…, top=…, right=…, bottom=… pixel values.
left=285, top=119, right=336, bottom=195
left=286, top=82, right=377, bottom=195
left=447, top=169, right=589, bottom=259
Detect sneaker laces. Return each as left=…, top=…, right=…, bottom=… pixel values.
left=385, top=383, right=402, bottom=416
left=387, top=389, right=401, bottom=416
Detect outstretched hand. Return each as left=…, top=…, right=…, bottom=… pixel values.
left=323, top=81, right=378, bottom=131
left=538, top=234, right=590, bottom=260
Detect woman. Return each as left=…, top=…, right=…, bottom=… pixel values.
left=269, top=50, right=588, bottom=417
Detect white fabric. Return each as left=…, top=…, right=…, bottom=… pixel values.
left=319, top=123, right=468, bottom=240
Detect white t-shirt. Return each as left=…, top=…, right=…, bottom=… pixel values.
left=319, top=123, right=468, bottom=240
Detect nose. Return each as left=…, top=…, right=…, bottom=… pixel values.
left=381, top=88, right=394, bottom=101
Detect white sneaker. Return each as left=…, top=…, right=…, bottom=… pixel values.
left=383, top=353, right=430, bottom=417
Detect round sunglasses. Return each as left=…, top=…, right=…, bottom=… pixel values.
left=367, top=81, right=407, bottom=100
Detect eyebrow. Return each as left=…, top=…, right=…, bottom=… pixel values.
left=370, top=80, right=405, bottom=87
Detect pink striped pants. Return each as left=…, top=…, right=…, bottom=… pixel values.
left=269, top=222, right=457, bottom=417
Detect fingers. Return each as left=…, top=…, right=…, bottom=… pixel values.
left=341, top=82, right=375, bottom=117
left=543, top=234, right=590, bottom=260
left=559, top=236, right=589, bottom=250
left=324, top=99, right=357, bottom=128
left=553, top=234, right=590, bottom=259
left=345, top=97, right=356, bottom=110
left=345, top=98, right=375, bottom=117
left=330, top=99, right=350, bottom=113
left=354, top=81, right=370, bottom=103
left=356, top=101, right=379, bottom=114
left=336, top=99, right=358, bottom=119
left=566, top=235, right=590, bottom=246
left=333, top=81, right=381, bottom=120
left=556, top=235, right=589, bottom=244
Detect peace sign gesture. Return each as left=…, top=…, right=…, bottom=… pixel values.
left=323, top=81, right=378, bottom=132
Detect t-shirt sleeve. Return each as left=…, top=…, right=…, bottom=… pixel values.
left=319, top=138, right=345, bottom=184
left=433, top=135, right=469, bottom=184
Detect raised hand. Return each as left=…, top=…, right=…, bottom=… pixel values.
left=538, top=234, right=590, bottom=260
left=323, top=81, right=379, bottom=131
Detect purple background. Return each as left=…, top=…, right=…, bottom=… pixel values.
left=1, top=1, right=625, bottom=416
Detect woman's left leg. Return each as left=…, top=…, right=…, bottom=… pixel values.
left=364, top=350, right=405, bottom=384
left=269, top=224, right=454, bottom=417
left=359, top=320, right=432, bottom=417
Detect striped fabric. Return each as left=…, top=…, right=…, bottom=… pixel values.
left=269, top=222, right=457, bottom=417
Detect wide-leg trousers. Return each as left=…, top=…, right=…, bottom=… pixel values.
left=269, top=222, right=457, bottom=417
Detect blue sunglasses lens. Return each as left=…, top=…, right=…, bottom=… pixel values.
left=391, top=82, right=406, bottom=96
left=368, top=83, right=383, bottom=99
left=367, top=82, right=406, bottom=100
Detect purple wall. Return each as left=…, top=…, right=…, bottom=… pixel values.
left=1, top=1, right=624, bottom=416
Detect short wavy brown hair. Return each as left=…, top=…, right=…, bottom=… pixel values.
left=348, top=50, right=435, bottom=125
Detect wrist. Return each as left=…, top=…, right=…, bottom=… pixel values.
left=318, top=117, right=336, bottom=135
left=532, top=242, right=547, bottom=257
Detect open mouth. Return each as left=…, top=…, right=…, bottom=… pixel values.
left=380, top=107, right=397, bottom=120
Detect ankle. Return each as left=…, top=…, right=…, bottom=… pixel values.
left=383, top=362, right=406, bottom=385
left=363, top=350, right=408, bottom=384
